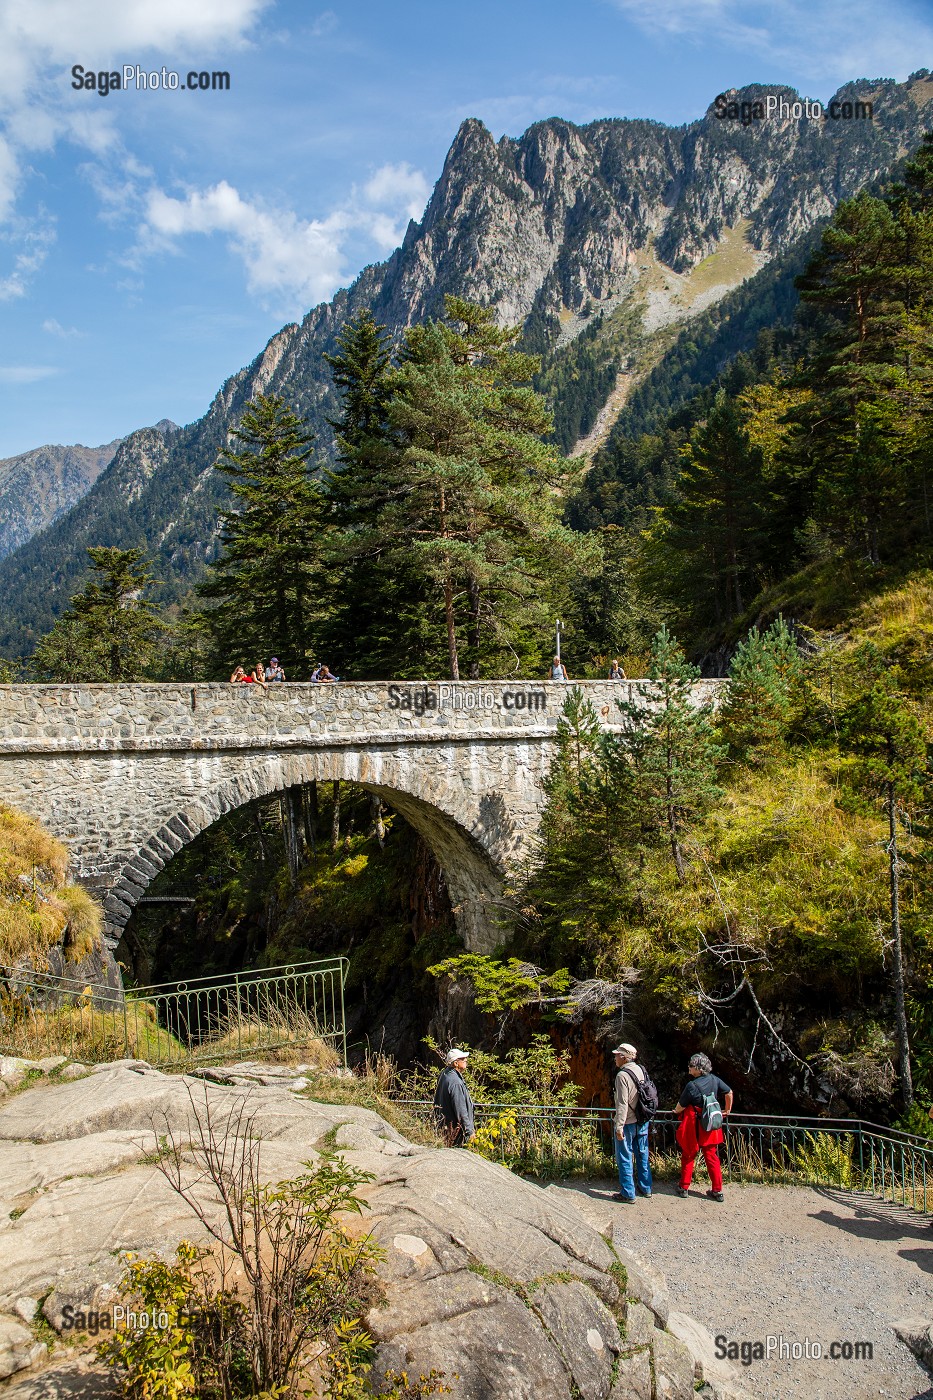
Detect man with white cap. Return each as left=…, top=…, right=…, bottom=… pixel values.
left=612, top=1042, right=653, bottom=1203
left=433, top=1047, right=476, bottom=1147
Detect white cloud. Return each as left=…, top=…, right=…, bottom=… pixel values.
left=0, top=365, right=59, bottom=383
left=42, top=318, right=85, bottom=338
left=362, top=162, right=430, bottom=219
left=309, top=11, right=338, bottom=39
left=0, top=220, right=56, bottom=299
left=139, top=160, right=432, bottom=313
left=0, top=0, right=272, bottom=291
left=609, top=0, right=933, bottom=85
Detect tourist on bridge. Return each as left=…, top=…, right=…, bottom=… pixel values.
left=675, top=1052, right=733, bottom=1203
left=230, top=665, right=254, bottom=683
left=433, top=1048, right=475, bottom=1147
left=310, top=664, right=338, bottom=683
left=549, top=655, right=569, bottom=680
left=608, top=659, right=626, bottom=680
left=612, top=1042, right=653, bottom=1203
left=252, top=661, right=267, bottom=684
left=264, top=657, right=286, bottom=682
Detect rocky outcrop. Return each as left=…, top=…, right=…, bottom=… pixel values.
left=0, top=441, right=121, bottom=563
left=0, top=1059, right=745, bottom=1398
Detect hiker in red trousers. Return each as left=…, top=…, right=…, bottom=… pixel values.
left=675, top=1052, right=733, bottom=1203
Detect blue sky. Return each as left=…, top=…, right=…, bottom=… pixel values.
left=0, top=0, right=931, bottom=458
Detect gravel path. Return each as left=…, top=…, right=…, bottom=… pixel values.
left=552, top=1180, right=933, bottom=1400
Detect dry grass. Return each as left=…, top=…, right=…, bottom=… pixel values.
left=299, top=1054, right=439, bottom=1146
left=0, top=803, right=69, bottom=890
left=204, top=1007, right=341, bottom=1070
left=0, top=995, right=183, bottom=1065
left=0, top=803, right=103, bottom=968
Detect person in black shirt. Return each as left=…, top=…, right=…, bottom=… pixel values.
left=674, top=1052, right=733, bottom=1202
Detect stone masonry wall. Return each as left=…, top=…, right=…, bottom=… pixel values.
left=0, top=680, right=722, bottom=952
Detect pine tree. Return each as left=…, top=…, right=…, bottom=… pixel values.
left=322, top=312, right=447, bottom=678
left=615, top=627, right=724, bottom=881
left=199, top=395, right=329, bottom=677
left=721, top=616, right=802, bottom=760
left=360, top=297, right=591, bottom=679
left=522, top=688, right=637, bottom=965
left=640, top=392, right=767, bottom=631
left=841, top=678, right=929, bottom=1108
left=792, top=193, right=907, bottom=563
left=32, top=547, right=164, bottom=682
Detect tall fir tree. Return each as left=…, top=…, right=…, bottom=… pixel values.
left=720, top=616, right=803, bottom=761
left=322, top=311, right=447, bottom=678
left=615, top=626, right=724, bottom=882
left=375, top=297, right=591, bottom=679
left=640, top=392, right=767, bottom=631
left=32, top=547, right=164, bottom=682
left=199, top=395, right=329, bottom=677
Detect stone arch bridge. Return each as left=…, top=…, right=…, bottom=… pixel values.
left=0, top=680, right=721, bottom=953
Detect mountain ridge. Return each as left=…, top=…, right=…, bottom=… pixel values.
left=1, top=76, right=931, bottom=656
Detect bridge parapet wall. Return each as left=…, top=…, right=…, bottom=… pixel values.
left=0, top=679, right=722, bottom=752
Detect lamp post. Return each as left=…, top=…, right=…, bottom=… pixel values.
left=555, top=619, right=562, bottom=663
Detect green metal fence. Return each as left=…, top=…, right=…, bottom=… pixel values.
left=399, top=1101, right=933, bottom=1212
left=0, top=958, right=348, bottom=1069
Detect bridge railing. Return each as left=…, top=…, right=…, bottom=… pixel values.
left=0, top=958, right=348, bottom=1069
left=396, top=1101, right=933, bottom=1212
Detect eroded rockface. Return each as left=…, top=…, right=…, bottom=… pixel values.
left=0, top=1058, right=748, bottom=1399
left=2, top=77, right=932, bottom=652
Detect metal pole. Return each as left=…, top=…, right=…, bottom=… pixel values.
left=555, top=619, right=561, bottom=662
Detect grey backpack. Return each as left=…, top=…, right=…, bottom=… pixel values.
left=698, top=1090, right=723, bottom=1134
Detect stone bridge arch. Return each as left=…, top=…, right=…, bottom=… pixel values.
left=114, top=747, right=514, bottom=954
left=0, top=679, right=723, bottom=960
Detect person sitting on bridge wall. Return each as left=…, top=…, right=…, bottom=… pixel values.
left=433, top=1048, right=475, bottom=1147
left=675, top=1051, right=733, bottom=1203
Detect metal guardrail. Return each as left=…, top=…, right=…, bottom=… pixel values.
left=0, top=958, right=348, bottom=1069
left=398, top=1101, right=933, bottom=1213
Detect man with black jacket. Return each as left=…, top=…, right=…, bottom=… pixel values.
left=433, top=1048, right=476, bottom=1147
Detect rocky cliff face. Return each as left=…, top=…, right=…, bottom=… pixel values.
left=1, top=76, right=931, bottom=652
left=0, top=440, right=120, bottom=562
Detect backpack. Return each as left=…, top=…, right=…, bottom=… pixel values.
left=621, top=1065, right=659, bottom=1124
left=698, top=1090, right=724, bottom=1134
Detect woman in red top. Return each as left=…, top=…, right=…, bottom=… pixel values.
left=674, top=1052, right=733, bottom=1202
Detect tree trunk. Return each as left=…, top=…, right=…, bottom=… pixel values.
left=439, top=483, right=459, bottom=679
left=466, top=574, right=481, bottom=679
left=370, top=793, right=385, bottom=848
left=888, top=780, right=913, bottom=1108
left=281, top=786, right=306, bottom=884
left=666, top=769, right=685, bottom=882
left=330, top=779, right=341, bottom=853
left=303, top=780, right=318, bottom=857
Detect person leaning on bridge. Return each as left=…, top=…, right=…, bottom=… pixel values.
left=675, top=1052, right=733, bottom=1203
left=433, top=1048, right=475, bottom=1147
left=549, top=656, right=569, bottom=680
left=612, top=1042, right=653, bottom=1202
